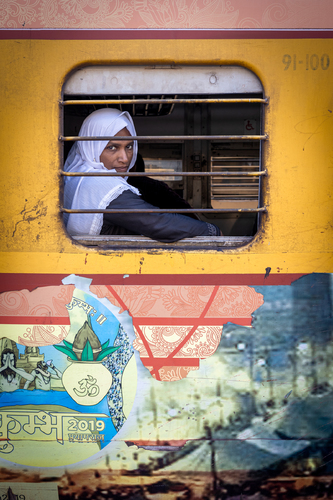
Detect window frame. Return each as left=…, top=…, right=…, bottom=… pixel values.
left=60, top=66, right=268, bottom=249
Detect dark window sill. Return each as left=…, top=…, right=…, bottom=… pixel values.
left=71, top=235, right=254, bottom=250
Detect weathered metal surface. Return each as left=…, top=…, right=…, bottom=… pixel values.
left=63, top=65, right=263, bottom=95
left=61, top=170, right=267, bottom=177
left=61, top=98, right=268, bottom=105
left=1, top=39, right=332, bottom=272
left=62, top=207, right=267, bottom=214
left=72, top=235, right=253, bottom=248
left=60, top=134, right=268, bottom=141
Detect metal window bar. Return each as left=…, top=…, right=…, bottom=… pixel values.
left=61, top=97, right=267, bottom=217
left=61, top=170, right=267, bottom=177
left=60, top=134, right=267, bottom=142
left=61, top=168, right=267, bottom=214
left=62, top=208, right=267, bottom=214
left=60, top=156, right=267, bottom=214
left=258, top=97, right=266, bottom=229
left=61, top=96, right=267, bottom=118
left=60, top=98, right=268, bottom=105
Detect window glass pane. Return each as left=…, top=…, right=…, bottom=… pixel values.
left=144, top=159, right=182, bottom=182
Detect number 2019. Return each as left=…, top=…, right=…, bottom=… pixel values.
left=68, top=419, right=105, bottom=432
left=283, top=54, right=330, bottom=71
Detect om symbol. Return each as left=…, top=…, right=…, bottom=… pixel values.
left=73, top=375, right=100, bottom=398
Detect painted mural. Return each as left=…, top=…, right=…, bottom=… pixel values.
left=0, top=275, right=262, bottom=467
left=0, top=274, right=332, bottom=498
left=0, top=0, right=332, bottom=30
left=0, top=275, right=138, bottom=467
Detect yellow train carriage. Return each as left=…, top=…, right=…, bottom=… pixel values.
left=0, top=28, right=332, bottom=499
left=1, top=32, right=332, bottom=274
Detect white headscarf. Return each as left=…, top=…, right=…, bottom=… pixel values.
left=64, top=108, right=140, bottom=235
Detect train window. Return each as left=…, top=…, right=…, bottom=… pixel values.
left=61, top=66, right=267, bottom=248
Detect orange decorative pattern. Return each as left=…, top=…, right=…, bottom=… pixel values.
left=0, top=285, right=74, bottom=346
left=0, top=283, right=263, bottom=380
left=91, top=284, right=263, bottom=381
left=0, top=285, right=74, bottom=318
left=91, top=285, right=262, bottom=318
left=0, top=0, right=332, bottom=29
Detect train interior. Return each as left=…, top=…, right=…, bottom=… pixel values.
left=62, top=66, right=264, bottom=240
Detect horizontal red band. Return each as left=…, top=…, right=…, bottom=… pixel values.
left=0, top=314, right=250, bottom=326
left=0, top=273, right=305, bottom=293
left=0, top=316, right=70, bottom=325
left=140, top=357, right=200, bottom=367
left=133, top=317, right=252, bottom=326
left=0, top=29, right=332, bottom=41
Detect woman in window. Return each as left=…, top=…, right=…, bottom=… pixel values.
left=64, top=108, right=221, bottom=242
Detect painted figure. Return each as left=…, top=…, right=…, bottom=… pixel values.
left=24, top=361, right=62, bottom=391
left=0, top=349, right=34, bottom=392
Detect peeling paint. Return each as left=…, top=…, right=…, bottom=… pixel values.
left=264, top=267, right=271, bottom=279
left=12, top=200, right=47, bottom=237
left=138, top=257, right=145, bottom=275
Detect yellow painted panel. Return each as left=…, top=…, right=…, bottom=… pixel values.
left=0, top=250, right=332, bottom=275
left=0, top=38, right=332, bottom=275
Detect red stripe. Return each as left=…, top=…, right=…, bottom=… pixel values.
left=0, top=316, right=70, bottom=325
left=106, top=285, right=154, bottom=359
left=0, top=29, right=332, bottom=40
left=148, top=286, right=219, bottom=379
left=134, top=317, right=252, bottom=326
left=141, top=357, right=200, bottom=368
left=105, top=284, right=224, bottom=380
left=0, top=273, right=305, bottom=292
left=105, top=285, right=162, bottom=380
left=0, top=314, right=248, bottom=325
left=164, top=286, right=219, bottom=360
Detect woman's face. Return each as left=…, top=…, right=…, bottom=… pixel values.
left=99, top=127, right=134, bottom=172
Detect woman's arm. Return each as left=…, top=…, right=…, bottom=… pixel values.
left=128, top=175, right=200, bottom=220
left=101, top=190, right=220, bottom=242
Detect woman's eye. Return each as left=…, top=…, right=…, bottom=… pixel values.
left=127, top=144, right=133, bottom=150
left=107, top=146, right=116, bottom=151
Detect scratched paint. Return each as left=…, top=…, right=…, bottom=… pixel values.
left=12, top=200, right=47, bottom=237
